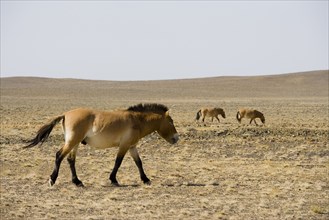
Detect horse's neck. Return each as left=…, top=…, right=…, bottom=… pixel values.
left=138, top=113, right=162, bottom=137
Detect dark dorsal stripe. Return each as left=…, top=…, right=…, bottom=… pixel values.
left=127, top=103, right=168, bottom=114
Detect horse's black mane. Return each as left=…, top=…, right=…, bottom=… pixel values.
left=127, top=103, right=168, bottom=114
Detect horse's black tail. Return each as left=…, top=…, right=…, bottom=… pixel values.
left=24, top=115, right=64, bottom=148
left=196, top=110, right=201, bottom=120
left=236, top=111, right=241, bottom=123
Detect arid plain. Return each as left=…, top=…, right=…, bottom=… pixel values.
left=1, top=70, right=328, bottom=219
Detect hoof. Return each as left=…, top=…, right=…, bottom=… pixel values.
left=111, top=182, right=120, bottom=187
left=73, top=178, right=84, bottom=187
left=49, top=178, right=55, bottom=187
left=76, top=182, right=84, bottom=187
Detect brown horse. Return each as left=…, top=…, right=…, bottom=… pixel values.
left=196, top=108, right=226, bottom=123
left=236, top=108, right=265, bottom=125
left=24, top=103, right=179, bottom=187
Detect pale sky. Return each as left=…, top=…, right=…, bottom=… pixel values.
left=1, top=1, right=328, bottom=81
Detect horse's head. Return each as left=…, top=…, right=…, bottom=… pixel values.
left=218, top=108, right=226, bottom=118
left=261, top=115, right=265, bottom=124
left=158, top=111, right=179, bottom=144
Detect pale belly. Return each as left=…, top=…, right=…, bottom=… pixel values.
left=84, top=132, right=122, bottom=149
left=84, top=126, right=137, bottom=149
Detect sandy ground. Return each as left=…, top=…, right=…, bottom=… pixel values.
left=1, top=71, right=328, bottom=219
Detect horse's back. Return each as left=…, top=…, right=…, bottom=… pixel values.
left=65, top=108, right=94, bottom=117
left=63, top=108, right=129, bottom=134
left=201, top=108, right=213, bottom=116
left=64, top=108, right=95, bottom=129
left=200, top=108, right=209, bottom=114
left=239, top=108, right=261, bottom=119
left=202, top=108, right=224, bottom=117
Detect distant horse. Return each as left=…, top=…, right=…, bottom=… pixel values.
left=24, top=103, right=179, bottom=187
left=236, top=108, right=265, bottom=125
left=196, top=108, right=226, bottom=122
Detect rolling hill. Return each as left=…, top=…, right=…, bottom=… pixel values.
left=1, top=70, right=328, bottom=100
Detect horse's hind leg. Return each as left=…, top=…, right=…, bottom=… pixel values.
left=129, top=146, right=150, bottom=184
left=67, top=145, right=84, bottom=187
left=49, top=143, right=76, bottom=186
left=49, top=150, right=64, bottom=186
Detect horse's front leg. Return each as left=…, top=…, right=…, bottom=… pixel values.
left=109, top=146, right=129, bottom=186
left=215, top=116, right=220, bottom=122
left=129, top=146, right=150, bottom=185
left=250, top=118, right=258, bottom=126
left=254, top=119, right=259, bottom=126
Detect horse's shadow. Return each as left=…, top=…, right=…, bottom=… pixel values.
left=161, top=182, right=220, bottom=187
left=100, top=182, right=219, bottom=188
left=101, top=183, right=140, bottom=188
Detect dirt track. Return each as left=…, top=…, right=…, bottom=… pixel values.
left=1, top=71, right=328, bottom=219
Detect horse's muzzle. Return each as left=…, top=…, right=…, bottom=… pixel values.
left=171, top=133, right=179, bottom=144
